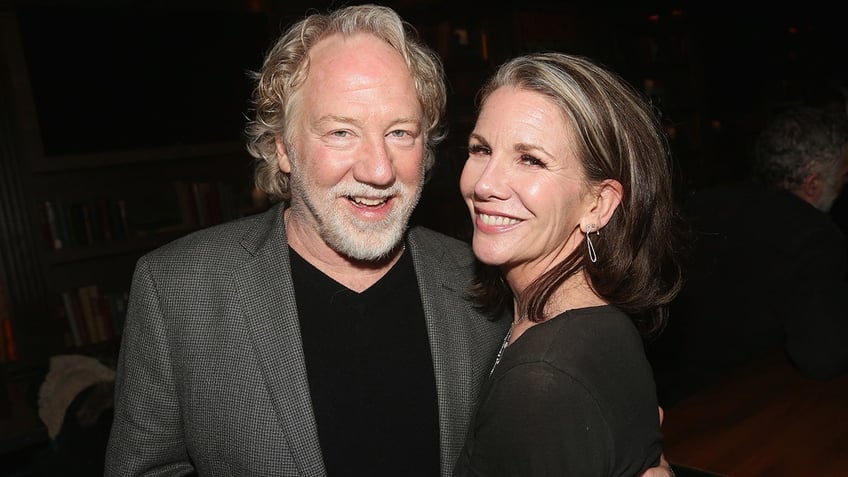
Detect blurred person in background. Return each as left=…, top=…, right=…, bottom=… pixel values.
left=650, top=104, right=848, bottom=408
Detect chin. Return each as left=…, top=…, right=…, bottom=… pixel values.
left=471, top=245, right=506, bottom=267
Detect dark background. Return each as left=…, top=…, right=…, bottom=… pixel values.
left=6, top=0, right=847, bottom=211
left=12, top=0, right=848, bottom=190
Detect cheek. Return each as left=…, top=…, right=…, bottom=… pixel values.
left=394, top=147, right=426, bottom=183
left=299, top=147, right=350, bottom=187
left=524, top=180, right=581, bottom=225
left=516, top=180, right=548, bottom=212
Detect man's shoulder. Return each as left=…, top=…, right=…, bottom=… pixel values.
left=408, top=226, right=471, bottom=254
left=143, top=206, right=278, bottom=263
left=407, top=226, right=478, bottom=283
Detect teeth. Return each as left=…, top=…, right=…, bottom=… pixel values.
left=479, top=213, right=520, bottom=226
left=353, top=197, right=387, bottom=206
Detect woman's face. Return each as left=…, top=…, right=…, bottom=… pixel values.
left=460, top=86, right=594, bottom=287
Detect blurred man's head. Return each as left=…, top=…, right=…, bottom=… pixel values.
left=753, top=105, right=848, bottom=212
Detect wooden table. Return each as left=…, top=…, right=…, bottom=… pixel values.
left=662, top=350, right=848, bottom=477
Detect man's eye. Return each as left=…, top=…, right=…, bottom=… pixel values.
left=331, top=130, right=350, bottom=138
left=389, top=130, right=409, bottom=138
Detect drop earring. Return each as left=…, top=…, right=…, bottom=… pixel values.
left=586, top=223, right=598, bottom=263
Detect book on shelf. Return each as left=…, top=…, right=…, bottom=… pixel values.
left=41, top=198, right=132, bottom=250
left=1, top=318, right=15, bottom=362
left=41, top=179, right=243, bottom=251
left=76, top=285, right=98, bottom=343
left=132, top=179, right=241, bottom=236
left=88, top=286, right=112, bottom=341
left=0, top=283, right=15, bottom=362
left=174, top=180, right=200, bottom=228
left=96, top=200, right=113, bottom=242
left=108, top=291, right=129, bottom=337
left=115, top=199, right=130, bottom=240
left=43, top=200, right=63, bottom=250
left=59, top=285, right=128, bottom=347
left=174, top=179, right=240, bottom=230
left=125, top=186, right=183, bottom=235
left=60, top=291, right=84, bottom=347
left=53, top=199, right=74, bottom=248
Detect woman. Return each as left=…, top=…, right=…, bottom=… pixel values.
left=454, top=52, right=685, bottom=476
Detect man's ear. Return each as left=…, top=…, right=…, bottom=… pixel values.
left=796, top=173, right=823, bottom=207
left=275, top=136, right=291, bottom=174
left=585, top=179, right=623, bottom=231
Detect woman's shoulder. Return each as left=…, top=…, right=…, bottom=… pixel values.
left=526, top=306, right=653, bottom=390
left=550, top=305, right=640, bottom=342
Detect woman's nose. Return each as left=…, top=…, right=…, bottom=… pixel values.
left=473, top=157, right=510, bottom=200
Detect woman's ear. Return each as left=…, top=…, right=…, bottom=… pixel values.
left=275, top=135, right=292, bottom=174
left=586, top=179, right=623, bottom=231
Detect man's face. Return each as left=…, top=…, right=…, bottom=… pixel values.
left=277, top=33, right=426, bottom=261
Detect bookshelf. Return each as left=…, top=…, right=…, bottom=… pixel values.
left=0, top=4, right=269, bottom=364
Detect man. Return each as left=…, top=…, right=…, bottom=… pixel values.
left=650, top=105, right=848, bottom=408
left=106, top=5, right=672, bottom=476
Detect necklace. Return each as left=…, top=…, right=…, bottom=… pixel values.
left=489, top=320, right=519, bottom=375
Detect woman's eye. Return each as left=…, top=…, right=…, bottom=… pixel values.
left=468, top=144, right=490, bottom=155
left=520, top=154, right=545, bottom=167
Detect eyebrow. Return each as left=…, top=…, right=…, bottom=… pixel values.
left=470, top=132, right=550, bottom=156
left=317, top=115, right=359, bottom=127
left=514, top=142, right=548, bottom=156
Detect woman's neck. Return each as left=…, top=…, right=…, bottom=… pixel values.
left=509, top=270, right=606, bottom=324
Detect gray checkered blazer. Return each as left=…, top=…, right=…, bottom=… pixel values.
left=104, top=202, right=509, bottom=476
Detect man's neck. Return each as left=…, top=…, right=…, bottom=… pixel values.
left=285, top=210, right=405, bottom=293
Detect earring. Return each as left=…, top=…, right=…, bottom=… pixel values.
left=586, top=223, right=598, bottom=263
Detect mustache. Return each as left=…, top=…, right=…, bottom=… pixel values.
left=331, top=183, right=405, bottom=199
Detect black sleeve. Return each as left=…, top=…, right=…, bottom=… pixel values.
left=782, top=227, right=848, bottom=379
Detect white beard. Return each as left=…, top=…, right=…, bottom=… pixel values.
left=287, top=159, right=424, bottom=261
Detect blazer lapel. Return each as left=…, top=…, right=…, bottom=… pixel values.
left=234, top=205, right=326, bottom=477
left=408, top=228, right=508, bottom=477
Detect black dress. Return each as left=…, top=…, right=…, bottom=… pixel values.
left=454, top=305, right=662, bottom=477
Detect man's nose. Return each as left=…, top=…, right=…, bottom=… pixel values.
left=353, top=138, right=395, bottom=186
